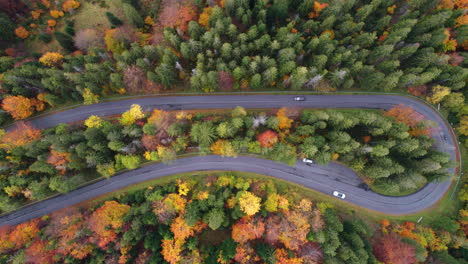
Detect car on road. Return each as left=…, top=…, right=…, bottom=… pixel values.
left=294, top=96, right=305, bottom=101
left=333, top=191, right=346, bottom=199
left=302, top=158, right=314, bottom=165
left=443, top=135, right=448, bottom=141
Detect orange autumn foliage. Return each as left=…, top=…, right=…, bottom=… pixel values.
left=62, top=0, right=80, bottom=12
left=9, top=219, right=40, bottom=249
left=47, top=19, right=57, bottom=27
left=170, top=215, right=194, bottom=242
left=50, top=10, right=64, bottom=18
left=47, top=150, right=71, bottom=174
left=275, top=248, right=304, bottom=264
left=380, top=219, right=391, bottom=232
left=277, top=108, right=293, bottom=130
left=384, top=104, right=426, bottom=129
left=88, top=201, right=130, bottom=249
left=1, top=122, right=41, bottom=150
left=232, top=216, right=265, bottom=243
left=161, top=239, right=183, bottom=264
left=15, top=26, right=30, bottom=39
left=234, top=243, right=260, bottom=264
left=31, top=10, right=41, bottom=20
left=2, top=95, right=41, bottom=120
left=257, top=130, right=278, bottom=148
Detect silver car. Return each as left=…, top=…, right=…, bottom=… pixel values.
left=294, top=96, right=305, bottom=101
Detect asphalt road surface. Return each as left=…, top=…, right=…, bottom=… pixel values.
left=0, top=95, right=457, bottom=226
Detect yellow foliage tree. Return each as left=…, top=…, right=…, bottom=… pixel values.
left=211, top=140, right=237, bottom=157
left=39, top=52, right=64, bottom=67
left=82, top=88, right=99, bottom=105
left=104, top=29, right=125, bottom=54
left=458, top=116, right=468, bottom=136
left=238, top=191, right=261, bottom=216
left=120, top=104, right=145, bottom=126
left=84, top=115, right=104, bottom=128
left=264, top=193, right=279, bottom=212
left=177, top=180, right=190, bottom=196
left=426, top=85, right=451, bottom=104
left=198, top=7, right=213, bottom=27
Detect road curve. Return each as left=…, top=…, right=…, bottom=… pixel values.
left=0, top=95, right=457, bottom=226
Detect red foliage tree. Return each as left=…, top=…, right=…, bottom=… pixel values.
left=88, top=201, right=130, bottom=249
left=219, top=71, right=235, bottom=91
left=407, top=85, right=428, bottom=97
left=158, top=2, right=197, bottom=34
left=373, top=234, right=417, bottom=264
left=1, top=122, right=41, bottom=150
left=232, top=216, right=265, bottom=243
left=257, top=130, right=278, bottom=148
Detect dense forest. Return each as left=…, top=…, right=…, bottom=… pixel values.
left=0, top=0, right=466, bottom=147
left=0, top=173, right=466, bottom=264
left=0, top=106, right=453, bottom=211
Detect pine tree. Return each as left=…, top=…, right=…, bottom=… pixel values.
left=106, top=12, right=123, bottom=28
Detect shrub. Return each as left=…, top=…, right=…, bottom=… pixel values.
left=38, top=33, right=52, bottom=43
left=39, top=52, right=64, bottom=67
left=74, top=29, right=105, bottom=52
left=53, top=32, right=75, bottom=51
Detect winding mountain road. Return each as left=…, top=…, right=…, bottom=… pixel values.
left=0, top=95, right=458, bottom=226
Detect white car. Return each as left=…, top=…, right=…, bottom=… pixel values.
left=333, top=191, right=346, bottom=199
left=302, top=158, right=314, bottom=164
left=294, top=96, right=305, bottom=101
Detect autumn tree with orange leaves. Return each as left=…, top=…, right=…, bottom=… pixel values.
left=232, top=215, right=265, bottom=243
left=257, top=130, right=278, bottom=148
left=47, top=150, right=71, bottom=174
left=88, top=200, right=130, bottom=249
left=1, top=122, right=41, bottom=150
left=384, top=104, right=430, bottom=136
left=2, top=95, right=44, bottom=120
left=276, top=108, right=293, bottom=130
left=8, top=219, right=41, bottom=250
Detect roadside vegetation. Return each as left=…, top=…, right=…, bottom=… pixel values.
left=0, top=172, right=465, bottom=264
left=0, top=105, right=453, bottom=211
